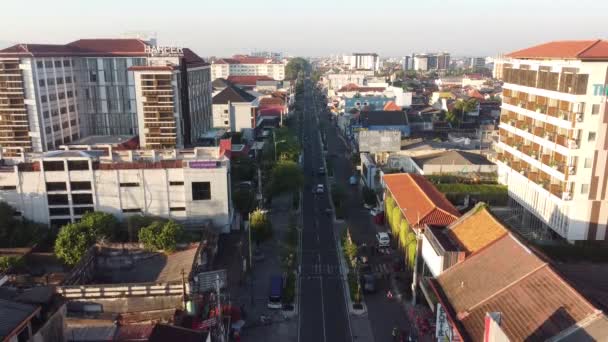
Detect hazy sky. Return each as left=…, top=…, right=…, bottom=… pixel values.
left=1, top=0, right=607, bottom=58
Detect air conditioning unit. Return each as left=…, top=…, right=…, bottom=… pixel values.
left=576, top=114, right=583, bottom=122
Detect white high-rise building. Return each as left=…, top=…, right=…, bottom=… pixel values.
left=494, top=39, right=608, bottom=240
left=343, top=53, right=380, bottom=72
left=0, top=39, right=213, bottom=155
left=211, top=55, right=286, bottom=81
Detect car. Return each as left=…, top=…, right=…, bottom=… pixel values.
left=314, top=184, right=325, bottom=194
left=318, top=166, right=326, bottom=175
left=360, top=273, right=376, bottom=293
left=376, top=232, right=390, bottom=247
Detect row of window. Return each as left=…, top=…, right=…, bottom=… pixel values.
left=47, top=193, right=93, bottom=205
left=49, top=206, right=94, bottom=217
left=41, top=90, right=75, bottom=103
left=122, top=207, right=186, bottom=213
left=43, top=106, right=76, bottom=119
left=45, top=119, right=77, bottom=134
left=46, top=181, right=92, bottom=192
left=36, top=60, right=71, bottom=69
left=43, top=160, right=89, bottom=171
left=39, top=76, right=73, bottom=87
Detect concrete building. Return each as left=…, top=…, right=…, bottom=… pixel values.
left=0, top=146, right=233, bottom=232
left=212, top=83, right=259, bottom=132
left=211, top=55, right=285, bottom=81
left=412, top=53, right=450, bottom=72
left=494, top=39, right=608, bottom=240
left=469, top=56, right=486, bottom=69
left=343, top=53, right=380, bottom=72
left=0, top=39, right=212, bottom=155
left=324, top=73, right=366, bottom=91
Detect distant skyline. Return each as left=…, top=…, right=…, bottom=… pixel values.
left=1, top=0, right=607, bottom=58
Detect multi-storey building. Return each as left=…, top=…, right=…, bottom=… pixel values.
left=0, top=39, right=212, bottom=154
left=494, top=39, right=608, bottom=240
left=343, top=53, right=380, bottom=72
left=0, top=146, right=233, bottom=232
left=411, top=52, right=450, bottom=72
left=211, top=55, right=285, bottom=81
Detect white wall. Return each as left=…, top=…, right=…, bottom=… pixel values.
left=421, top=234, right=444, bottom=277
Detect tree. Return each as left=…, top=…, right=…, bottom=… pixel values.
left=232, top=188, right=255, bottom=217
left=54, top=223, right=96, bottom=267
left=78, top=211, right=119, bottom=241
left=362, top=186, right=377, bottom=207
left=285, top=57, right=311, bottom=80
left=270, top=160, right=304, bottom=195
left=231, top=156, right=256, bottom=182
left=0, top=201, right=45, bottom=248
left=250, top=209, right=272, bottom=244
left=138, top=220, right=183, bottom=252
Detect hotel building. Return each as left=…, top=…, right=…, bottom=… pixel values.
left=494, top=39, right=608, bottom=240
left=0, top=146, right=233, bottom=233
left=0, top=39, right=212, bottom=155
left=343, top=53, right=381, bottom=72
left=211, top=55, right=285, bottom=81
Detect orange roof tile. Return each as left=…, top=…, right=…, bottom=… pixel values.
left=383, top=173, right=460, bottom=227
left=383, top=101, right=401, bottom=111
left=506, top=39, right=608, bottom=60
left=446, top=204, right=507, bottom=254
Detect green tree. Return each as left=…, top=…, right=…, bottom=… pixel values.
left=285, top=57, right=311, bottom=80
left=0, top=256, right=24, bottom=273
left=138, top=220, right=183, bottom=252
left=0, top=201, right=45, bottom=248
left=270, top=160, right=304, bottom=195
left=78, top=211, right=119, bottom=241
left=233, top=188, right=255, bottom=217
left=54, top=223, right=96, bottom=267
left=250, top=209, right=272, bottom=244
left=231, top=156, right=256, bottom=182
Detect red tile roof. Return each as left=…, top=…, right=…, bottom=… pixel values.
left=506, top=39, right=608, bottom=60
left=259, top=97, right=285, bottom=107
left=383, top=101, right=401, bottom=111
left=432, top=234, right=600, bottom=341
left=227, top=75, right=274, bottom=86
left=383, top=173, right=460, bottom=227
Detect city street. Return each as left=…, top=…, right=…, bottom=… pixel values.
left=298, top=78, right=352, bottom=342
left=315, top=86, right=413, bottom=341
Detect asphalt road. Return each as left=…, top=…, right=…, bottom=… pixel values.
left=298, top=78, right=352, bottom=342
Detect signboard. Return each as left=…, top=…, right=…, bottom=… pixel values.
left=358, top=130, right=401, bottom=153
left=436, top=303, right=455, bottom=342
left=195, top=269, right=227, bottom=293
left=189, top=161, right=219, bottom=169
left=145, top=46, right=184, bottom=57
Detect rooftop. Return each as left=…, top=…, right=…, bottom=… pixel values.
left=212, top=83, right=257, bottom=104
left=383, top=173, right=460, bottom=227
left=0, top=299, right=40, bottom=340
left=506, top=39, right=608, bottom=60
left=412, top=150, right=494, bottom=168
left=227, top=75, right=275, bottom=86
left=445, top=203, right=508, bottom=254
left=432, top=234, right=603, bottom=341
left=360, top=110, right=409, bottom=127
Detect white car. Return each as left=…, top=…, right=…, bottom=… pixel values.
left=369, top=208, right=383, bottom=216
left=376, top=232, right=390, bottom=247
left=314, top=184, right=325, bottom=194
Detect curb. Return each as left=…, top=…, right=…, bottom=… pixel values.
left=336, top=238, right=368, bottom=316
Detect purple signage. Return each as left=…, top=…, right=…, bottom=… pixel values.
left=189, top=161, right=218, bottom=169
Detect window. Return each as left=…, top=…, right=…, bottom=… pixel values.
left=89, top=71, right=97, bottom=82
left=51, top=109, right=58, bottom=117
left=122, top=208, right=142, bottom=213
left=41, top=95, right=47, bottom=103
left=71, top=181, right=91, bottom=191
left=170, top=181, right=184, bottom=186
left=72, top=193, right=93, bottom=205
left=224, top=120, right=229, bottom=125
left=65, top=76, right=72, bottom=84
left=170, top=207, right=186, bottom=211
left=592, top=104, right=600, bottom=115
left=62, top=121, right=69, bottom=129
left=47, top=194, right=68, bottom=205
left=59, top=93, right=65, bottom=100
left=49, top=94, right=56, bottom=101
left=581, top=184, right=590, bottom=194
left=584, top=158, right=593, bottom=168
left=224, top=109, right=229, bottom=114
left=60, top=107, right=67, bottom=114
left=192, top=182, right=211, bottom=200
left=36, top=61, right=43, bottom=69
left=43, top=111, right=50, bottom=119
left=46, top=182, right=67, bottom=191
left=47, top=78, right=55, bottom=86
left=63, top=60, right=70, bottom=67
left=588, top=132, right=596, bottom=142
left=70, top=119, right=76, bottom=126
left=120, top=182, right=139, bottom=187
left=43, top=161, right=64, bottom=171
left=69, top=105, right=75, bottom=112
left=54, top=60, right=62, bottom=68
left=67, top=160, right=89, bottom=171
left=0, top=185, right=16, bottom=190
left=56, top=77, right=64, bottom=85
left=44, top=61, right=52, bottom=68
left=73, top=207, right=94, bottom=215
left=45, top=126, right=52, bottom=134
left=39, top=79, right=45, bottom=87
left=49, top=207, right=70, bottom=216
left=67, top=90, right=73, bottom=98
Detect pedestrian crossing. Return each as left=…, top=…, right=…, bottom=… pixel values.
left=300, top=263, right=393, bottom=276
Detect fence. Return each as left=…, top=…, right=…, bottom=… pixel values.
left=56, top=281, right=187, bottom=299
